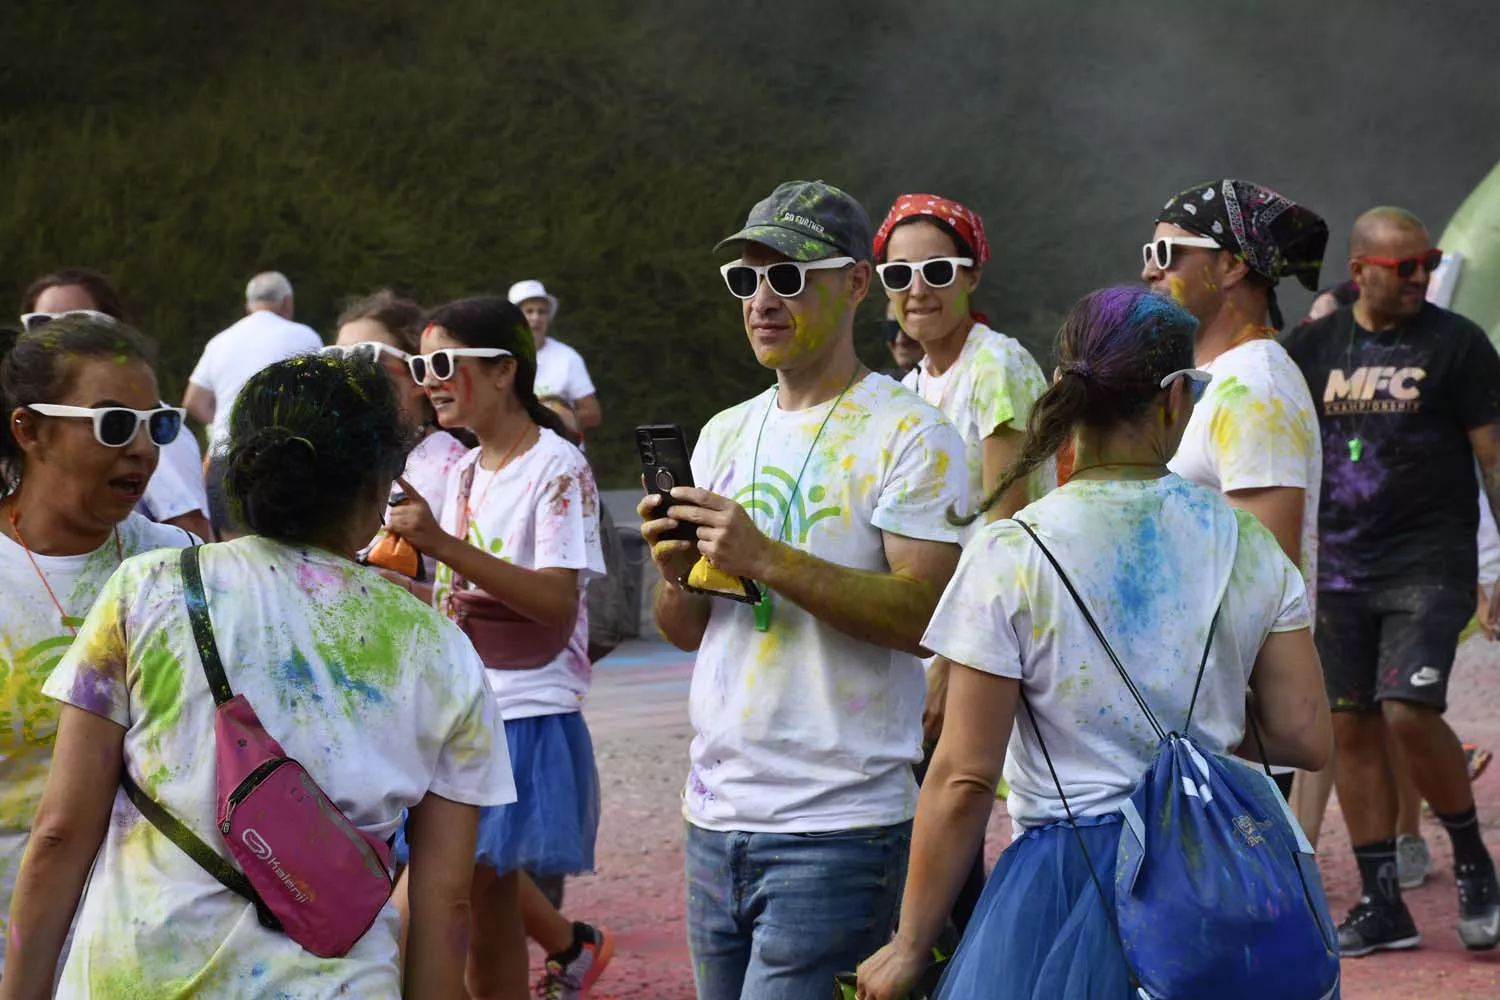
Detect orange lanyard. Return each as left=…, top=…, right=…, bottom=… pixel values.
left=9, top=506, right=123, bottom=636
left=457, top=424, right=533, bottom=542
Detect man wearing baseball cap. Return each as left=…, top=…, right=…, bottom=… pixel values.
left=638, top=180, right=966, bottom=998
left=507, top=278, right=603, bottom=431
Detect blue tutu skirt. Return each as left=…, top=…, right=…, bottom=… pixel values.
left=396, top=710, right=600, bottom=876
left=936, top=814, right=1132, bottom=1000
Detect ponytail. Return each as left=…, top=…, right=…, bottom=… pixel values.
left=950, top=371, right=1089, bottom=526
left=949, top=285, right=1200, bottom=527
left=524, top=395, right=570, bottom=441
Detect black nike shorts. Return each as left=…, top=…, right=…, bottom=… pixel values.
left=1315, top=584, right=1476, bottom=713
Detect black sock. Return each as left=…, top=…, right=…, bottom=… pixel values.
left=548, top=921, right=593, bottom=964
left=1436, top=806, right=1494, bottom=873
left=1354, top=838, right=1402, bottom=907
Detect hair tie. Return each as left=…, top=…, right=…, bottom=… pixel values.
left=1063, top=362, right=1093, bottom=379
left=242, top=425, right=317, bottom=459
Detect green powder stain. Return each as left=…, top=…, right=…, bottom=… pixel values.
left=138, top=629, right=184, bottom=729
left=1213, top=375, right=1251, bottom=408
left=88, top=964, right=198, bottom=999
left=309, top=578, right=437, bottom=709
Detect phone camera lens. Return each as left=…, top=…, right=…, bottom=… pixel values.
left=655, top=468, right=676, bottom=492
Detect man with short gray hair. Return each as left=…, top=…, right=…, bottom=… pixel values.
left=183, top=271, right=322, bottom=452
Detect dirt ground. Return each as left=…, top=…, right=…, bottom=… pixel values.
left=556, top=638, right=1500, bottom=999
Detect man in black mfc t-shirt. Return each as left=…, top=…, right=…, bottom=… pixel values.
left=1285, top=206, right=1500, bottom=958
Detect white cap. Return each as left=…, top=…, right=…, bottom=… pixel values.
left=507, top=279, right=558, bottom=316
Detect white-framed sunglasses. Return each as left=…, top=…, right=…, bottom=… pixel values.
left=407, top=348, right=512, bottom=384
left=19, top=309, right=118, bottom=333
left=26, top=403, right=185, bottom=448
left=719, top=257, right=856, bottom=300
left=1142, top=236, right=1222, bottom=271
left=875, top=256, right=975, bottom=292
left=321, top=341, right=410, bottom=365
left=1160, top=368, right=1213, bottom=403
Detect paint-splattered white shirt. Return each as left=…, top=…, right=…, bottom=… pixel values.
left=433, top=428, right=605, bottom=720
left=42, top=537, right=514, bottom=998
left=0, top=512, right=195, bottom=974
left=1168, top=337, right=1321, bottom=615
left=903, top=324, right=1055, bottom=540
left=684, top=373, right=967, bottom=832
left=923, top=475, right=1309, bottom=831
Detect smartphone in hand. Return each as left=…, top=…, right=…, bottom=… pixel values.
left=636, top=424, right=698, bottom=543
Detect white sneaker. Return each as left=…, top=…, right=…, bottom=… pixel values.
left=1397, top=834, right=1431, bottom=890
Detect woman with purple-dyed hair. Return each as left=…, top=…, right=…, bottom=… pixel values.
left=857, top=286, right=1332, bottom=999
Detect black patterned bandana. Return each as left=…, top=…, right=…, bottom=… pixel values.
left=1157, top=180, right=1329, bottom=293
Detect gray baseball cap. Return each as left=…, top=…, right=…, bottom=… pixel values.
left=716, top=180, right=873, bottom=262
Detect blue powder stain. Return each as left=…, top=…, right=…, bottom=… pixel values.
left=278, top=648, right=322, bottom=701
left=251, top=962, right=267, bottom=978
left=328, top=661, right=384, bottom=704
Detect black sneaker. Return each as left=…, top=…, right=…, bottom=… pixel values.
left=1338, top=897, right=1421, bottom=957
left=1456, top=862, right=1500, bottom=950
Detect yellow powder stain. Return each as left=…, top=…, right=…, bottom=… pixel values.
left=1166, top=275, right=1188, bottom=305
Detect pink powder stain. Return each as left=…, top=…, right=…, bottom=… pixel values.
left=294, top=559, right=341, bottom=594
left=458, top=367, right=474, bottom=404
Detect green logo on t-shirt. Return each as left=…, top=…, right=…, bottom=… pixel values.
left=734, top=465, right=842, bottom=544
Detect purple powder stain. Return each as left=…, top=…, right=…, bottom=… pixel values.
left=67, top=667, right=119, bottom=718
left=688, top=764, right=716, bottom=805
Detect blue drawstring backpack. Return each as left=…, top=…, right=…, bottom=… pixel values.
left=1015, top=521, right=1340, bottom=1000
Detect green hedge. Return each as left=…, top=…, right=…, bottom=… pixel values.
left=7, top=1, right=1496, bottom=483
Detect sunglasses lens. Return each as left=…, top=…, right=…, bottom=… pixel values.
left=430, top=351, right=455, bottom=381
left=22, top=315, right=54, bottom=332
left=1154, top=239, right=1172, bottom=270
left=1424, top=251, right=1444, bottom=273
left=149, top=409, right=182, bottom=446
left=922, top=260, right=957, bottom=287
left=409, top=357, right=427, bottom=383
left=97, top=409, right=138, bottom=447
left=765, top=263, right=805, bottom=298
left=723, top=266, right=759, bottom=299
left=880, top=264, right=914, bottom=291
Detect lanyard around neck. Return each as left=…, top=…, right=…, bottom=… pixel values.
left=8, top=505, right=123, bottom=635
left=748, top=369, right=860, bottom=543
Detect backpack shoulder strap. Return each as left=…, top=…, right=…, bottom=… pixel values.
left=1011, top=519, right=1166, bottom=741
left=180, top=546, right=234, bottom=705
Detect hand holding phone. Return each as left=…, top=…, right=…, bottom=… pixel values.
left=636, top=424, right=762, bottom=605
left=636, top=425, right=698, bottom=544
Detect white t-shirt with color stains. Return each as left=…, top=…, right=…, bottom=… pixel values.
left=432, top=429, right=605, bottom=720
left=684, top=373, right=967, bottom=833
left=42, top=536, right=514, bottom=998
left=903, top=324, right=1055, bottom=539
left=1168, top=337, right=1321, bottom=614
left=923, top=476, right=1309, bottom=831
left=0, top=512, right=195, bottom=974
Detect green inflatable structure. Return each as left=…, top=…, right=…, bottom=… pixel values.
left=1437, top=160, right=1500, bottom=344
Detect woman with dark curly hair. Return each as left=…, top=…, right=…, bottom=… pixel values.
left=4, top=353, right=514, bottom=999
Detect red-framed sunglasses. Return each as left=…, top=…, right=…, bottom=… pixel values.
left=1354, top=248, right=1443, bottom=280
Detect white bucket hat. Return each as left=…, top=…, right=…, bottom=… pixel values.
left=507, top=279, right=558, bottom=317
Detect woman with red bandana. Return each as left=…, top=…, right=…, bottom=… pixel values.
left=873, top=195, right=1055, bottom=938
left=875, top=195, right=1054, bottom=528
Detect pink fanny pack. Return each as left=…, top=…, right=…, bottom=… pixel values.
left=123, top=546, right=393, bottom=958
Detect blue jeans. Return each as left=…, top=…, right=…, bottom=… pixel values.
left=685, top=820, right=912, bottom=1000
